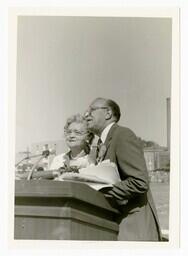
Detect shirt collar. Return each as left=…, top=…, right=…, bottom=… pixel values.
left=101, top=122, right=115, bottom=143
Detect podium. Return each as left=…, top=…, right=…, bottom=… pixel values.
left=15, top=180, right=119, bottom=240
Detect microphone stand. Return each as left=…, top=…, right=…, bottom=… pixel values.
left=26, top=150, right=53, bottom=180
left=15, top=153, right=43, bottom=168
left=26, top=155, right=46, bottom=180
left=15, top=149, right=55, bottom=180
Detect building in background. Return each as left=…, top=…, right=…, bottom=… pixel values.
left=144, top=147, right=170, bottom=172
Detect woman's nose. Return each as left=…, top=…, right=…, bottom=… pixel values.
left=69, top=133, right=76, bottom=138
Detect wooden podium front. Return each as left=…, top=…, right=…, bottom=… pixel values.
left=14, top=180, right=119, bottom=240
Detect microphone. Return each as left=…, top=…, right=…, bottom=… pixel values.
left=42, top=149, right=56, bottom=158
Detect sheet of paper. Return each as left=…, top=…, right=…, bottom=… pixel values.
left=55, top=160, right=121, bottom=190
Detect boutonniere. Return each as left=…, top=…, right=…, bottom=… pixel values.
left=97, top=144, right=107, bottom=164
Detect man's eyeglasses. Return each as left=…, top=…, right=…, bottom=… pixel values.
left=86, top=106, right=108, bottom=115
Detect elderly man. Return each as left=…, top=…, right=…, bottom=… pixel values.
left=84, top=97, right=161, bottom=241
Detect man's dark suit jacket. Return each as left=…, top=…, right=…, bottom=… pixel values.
left=102, top=123, right=162, bottom=241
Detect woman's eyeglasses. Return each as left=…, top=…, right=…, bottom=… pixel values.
left=64, top=130, right=87, bottom=137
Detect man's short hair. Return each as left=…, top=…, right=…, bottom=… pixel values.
left=93, top=97, right=121, bottom=122
left=106, top=99, right=121, bottom=122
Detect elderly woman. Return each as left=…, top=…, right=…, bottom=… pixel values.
left=16, top=114, right=120, bottom=187
left=50, top=114, right=95, bottom=172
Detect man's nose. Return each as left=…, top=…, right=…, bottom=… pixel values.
left=84, top=110, right=89, bottom=118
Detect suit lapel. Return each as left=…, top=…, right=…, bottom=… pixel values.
left=102, top=123, right=118, bottom=160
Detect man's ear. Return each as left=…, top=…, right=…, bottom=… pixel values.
left=105, top=109, right=112, bottom=120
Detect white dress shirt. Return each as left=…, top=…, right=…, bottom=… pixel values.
left=100, top=122, right=115, bottom=143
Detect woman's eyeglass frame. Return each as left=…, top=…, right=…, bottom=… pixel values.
left=64, top=130, right=88, bottom=137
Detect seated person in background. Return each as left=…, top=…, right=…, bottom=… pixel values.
left=50, top=114, right=95, bottom=172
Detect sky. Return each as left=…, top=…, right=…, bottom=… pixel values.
left=15, top=15, right=172, bottom=154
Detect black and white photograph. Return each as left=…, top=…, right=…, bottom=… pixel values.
left=7, top=7, right=180, bottom=248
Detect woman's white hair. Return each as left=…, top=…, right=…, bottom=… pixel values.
left=64, top=113, right=87, bottom=131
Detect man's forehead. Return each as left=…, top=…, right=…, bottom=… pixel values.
left=90, top=98, right=107, bottom=107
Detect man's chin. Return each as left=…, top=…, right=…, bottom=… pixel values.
left=88, top=127, right=97, bottom=135
left=87, top=122, right=93, bottom=130
left=87, top=126, right=94, bottom=132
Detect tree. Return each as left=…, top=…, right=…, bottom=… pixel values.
left=137, top=137, right=160, bottom=149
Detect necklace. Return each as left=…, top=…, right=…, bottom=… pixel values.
left=69, top=150, right=86, bottom=160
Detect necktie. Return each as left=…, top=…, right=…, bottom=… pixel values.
left=96, top=138, right=102, bottom=155
left=96, top=138, right=104, bottom=163
left=97, top=138, right=103, bottom=147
